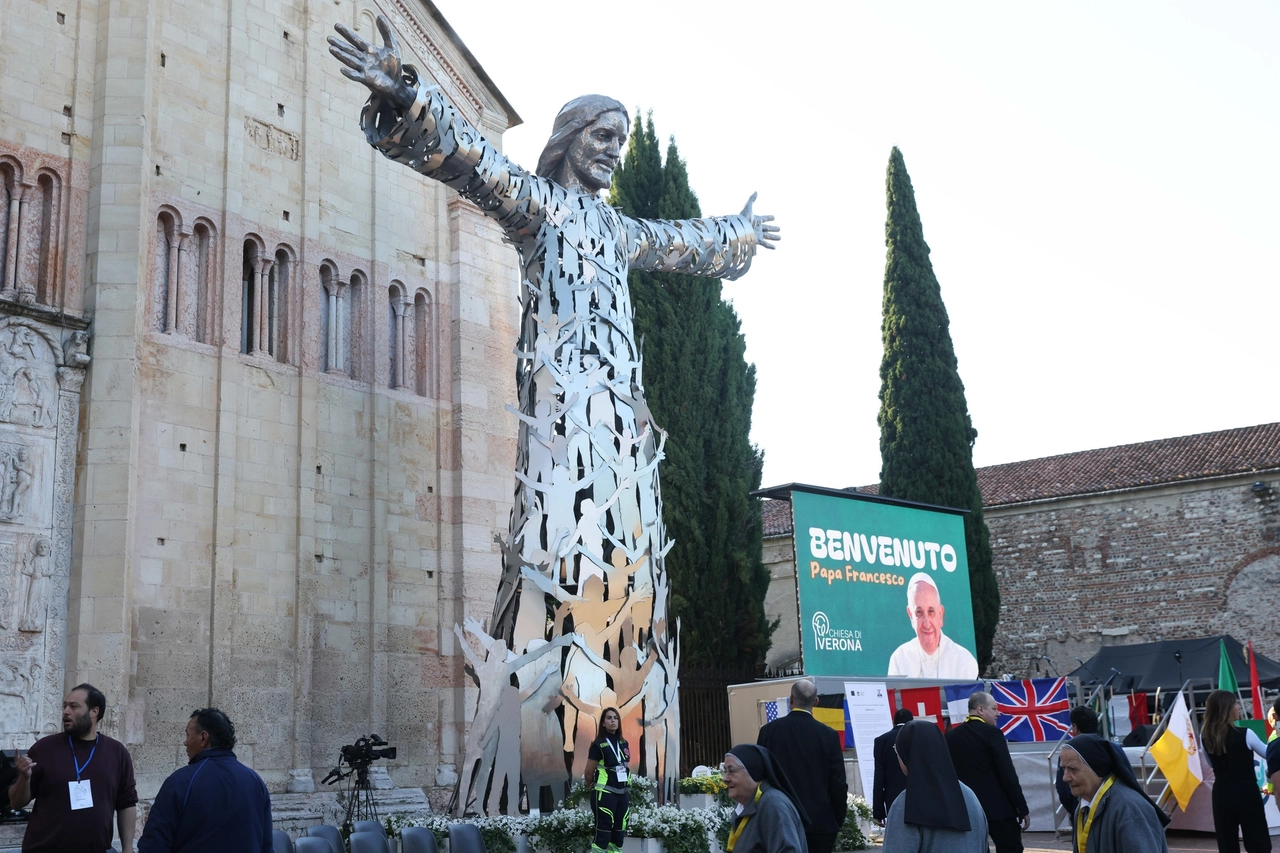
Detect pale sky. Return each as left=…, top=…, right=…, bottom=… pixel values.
left=434, top=0, right=1280, bottom=489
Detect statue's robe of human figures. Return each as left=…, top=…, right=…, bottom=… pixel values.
left=359, top=70, right=760, bottom=812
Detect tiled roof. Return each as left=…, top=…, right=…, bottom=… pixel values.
left=976, top=422, right=1280, bottom=507
left=761, top=498, right=792, bottom=537
left=760, top=422, right=1280, bottom=534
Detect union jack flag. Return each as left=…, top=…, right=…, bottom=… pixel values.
left=991, top=677, right=1070, bottom=742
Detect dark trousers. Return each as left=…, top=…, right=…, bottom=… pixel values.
left=805, top=830, right=838, bottom=853
left=592, top=789, right=629, bottom=850
left=1212, top=787, right=1271, bottom=853
left=988, top=817, right=1024, bottom=853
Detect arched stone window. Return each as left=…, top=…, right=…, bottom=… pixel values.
left=388, top=281, right=409, bottom=388
left=34, top=171, right=61, bottom=308
left=190, top=219, right=217, bottom=343
left=413, top=289, right=432, bottom=397
left=155, top=209, right=182, bottom=333
left=268, top=245, right=295, bottom=362
left=345, top=270, right=365, bottom=380
left=241, top=237, right=265, bottom=354
left=0, top=158, right=19, bottom=295
left=319, top=260, right=338, bottom=373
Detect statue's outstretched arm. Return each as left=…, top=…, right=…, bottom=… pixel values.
left=621, top=193, right=780, bottom=281
left=328, top=15, right=545, bottom=238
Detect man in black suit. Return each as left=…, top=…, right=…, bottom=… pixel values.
left=872, top=707, right=913, bottom=825
left=757, top=680, right=848, bottom=853
left=945, top=691, right=1029, bottom=853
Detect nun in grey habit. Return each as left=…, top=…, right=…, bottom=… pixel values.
left=1059, top=734, right=1169, bottom=853
left=882, top=720, right=989, bottom=853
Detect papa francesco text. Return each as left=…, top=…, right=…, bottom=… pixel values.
left=808, top=528, right=958, bottom=571
left=810, top=562, right=904, bottom=587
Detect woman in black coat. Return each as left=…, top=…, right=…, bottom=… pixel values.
left=1201, top=690, right=1271, bottom=853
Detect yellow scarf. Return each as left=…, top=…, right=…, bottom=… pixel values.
left=726, top=787, right=764, bottom=851
left=1074, top=775, right=1116, bottom=853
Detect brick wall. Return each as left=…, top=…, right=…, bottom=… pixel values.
left=987, top=472, right=1280, bottom=677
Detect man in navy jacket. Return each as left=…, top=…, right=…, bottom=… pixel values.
left=139, top=708, right=274, bottom=853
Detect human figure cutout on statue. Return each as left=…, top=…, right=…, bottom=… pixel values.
left=452, top=617, right=573, bottom=816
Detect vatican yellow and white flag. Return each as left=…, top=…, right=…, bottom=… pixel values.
left=1150, top=689, right=1204, bottom=811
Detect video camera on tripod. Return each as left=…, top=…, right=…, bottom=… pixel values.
left=321, top=734, right=398, bottom=832
left=321, top=734, right=397, bottom=784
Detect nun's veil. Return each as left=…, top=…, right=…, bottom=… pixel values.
left=727, top=744, right=811, bottom=826
left=896, top=720, right=971, bottom=832
left=535, top=95, right=628, bottom=179
left=1063, top=734, right=1171, bottom=827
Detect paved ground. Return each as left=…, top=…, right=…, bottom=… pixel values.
left=1017, top=830, right=1224, bottom=851
left=866, top=830, right=1227, bottom=850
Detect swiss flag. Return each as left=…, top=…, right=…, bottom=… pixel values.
left=898, top=687, right=944, bottom=732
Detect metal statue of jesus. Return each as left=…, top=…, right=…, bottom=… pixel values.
left=330, top=16, right=780, bottom=813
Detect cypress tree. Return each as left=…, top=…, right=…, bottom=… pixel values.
left=877, top=147, right=1000, bottom=671
left=610, top=115, right=772, bottom=670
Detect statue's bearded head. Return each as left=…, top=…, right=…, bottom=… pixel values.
left=536, top=95, right=629, bottom=195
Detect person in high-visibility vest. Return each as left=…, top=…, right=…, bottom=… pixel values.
left=1266, top=698, right=1280, bottom=796
left=585, top=707, right=630, bottom=853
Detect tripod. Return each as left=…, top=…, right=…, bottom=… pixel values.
left=340, top=764, right=379, bottom=834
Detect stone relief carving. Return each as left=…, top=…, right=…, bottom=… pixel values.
left=63, top=330, right=90, bottom=368
left=16, top=536, right=51, bottom=632
left=0, top=315, right=88, bottom=749
left=245, top=116, right=301, bottom=161
left=0, top=539, right=14, bottom=629
left=0, top=325, right=56, bottom=428
left=0, top=446, right=36, bottom=522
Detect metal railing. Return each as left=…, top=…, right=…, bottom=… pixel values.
left=1138, top=678, right=1213, bottom=818
left=1048, top=677, right=1213, bottom=840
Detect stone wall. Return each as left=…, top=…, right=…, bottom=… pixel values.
left=0, top=0, right=523, bottom=803
left=762, top=534, right=800, bottom=670
left=987, top=472, right=1280, bottom=678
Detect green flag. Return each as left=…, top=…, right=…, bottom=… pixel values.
left=1218, top=639, right=1240, bottom=693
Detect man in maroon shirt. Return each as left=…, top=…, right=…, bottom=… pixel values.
left=8, top=683, right=138, bottom=852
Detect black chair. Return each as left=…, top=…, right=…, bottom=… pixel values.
left=272, top=828, right=295, bottom=853
left=353, top=819, right=387, bottom=838
left=305, top=824, right=345, bottom=853
left=401, top=826, right=440, bottom=853
left=294, top=839, right=335, bottom=853
left=348, top=830, right=390, bottom=853
left=449, top=823, right=488, bottom=853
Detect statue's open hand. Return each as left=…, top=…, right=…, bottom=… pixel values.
left=327, top=15, right=415, bottom=111
left=741, top=192, right=780, bottom=250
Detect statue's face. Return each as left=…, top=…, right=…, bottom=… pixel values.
left=563, top=111, right=627, bottom=193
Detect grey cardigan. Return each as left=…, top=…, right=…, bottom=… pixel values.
left=728, top=783, right=807, bottom=853
left=881, top=782, right=989, bottom=853
left=1073, top=782, right=1169, bottom=853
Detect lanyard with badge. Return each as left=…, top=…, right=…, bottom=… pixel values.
left=1074, top=774, right=1116, bottom=853
left=607, top=738, right=627, bottom=783
left=68, top=734, right=99, bottom=810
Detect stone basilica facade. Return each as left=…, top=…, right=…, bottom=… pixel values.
left=0, top=0, right=525, bottom=806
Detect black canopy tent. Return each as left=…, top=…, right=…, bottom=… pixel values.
left=1066, top=635, right=1280, bottom=692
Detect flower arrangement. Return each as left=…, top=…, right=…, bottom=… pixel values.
left=561, top=774, right=657, bottom=810
left=387, top=813, right=524, bottom=853
left=388, top=775, right=722, bottom=853
left=677, top=772, right=727, bottom=797
left=836, top=793, right=876, bottom=851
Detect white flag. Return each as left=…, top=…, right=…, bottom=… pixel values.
left=1149, top=689, right=1204, bottom=811
left=1109, top=695, right=1133, bottom=738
